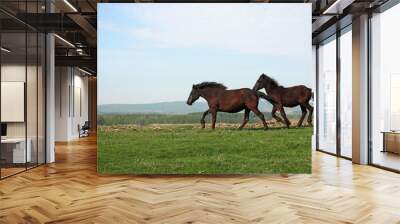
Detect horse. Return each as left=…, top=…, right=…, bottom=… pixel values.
left=253, top=74, right=313, bottom=128
left=186, top=82, right=275, bottom=130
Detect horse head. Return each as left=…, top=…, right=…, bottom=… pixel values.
left=187, top=82, right=226, bottom=105
left=253, top=74, right=267, bottom=91
left=253, top=73, right=278, bottom=91
left=187, top=84, right=200, bottom=105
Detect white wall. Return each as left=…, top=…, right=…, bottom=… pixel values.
left=1, top=63, right=46, bottom=164
left=55, top=66, right=70, bottom=141
left=1, top=65, right=40, bottom=138
left=1, top=65, right=26, bottom=138
left=55, top=67, right=89, bottom=141
left=72, top=73, right=89, bottom=138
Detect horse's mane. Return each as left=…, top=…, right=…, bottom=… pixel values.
left=195, top=82, right=227, bottom=90
left=261, top=74, right=279, bottom=88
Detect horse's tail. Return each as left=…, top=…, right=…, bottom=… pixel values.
left=257, top=91, right=276, bottom=104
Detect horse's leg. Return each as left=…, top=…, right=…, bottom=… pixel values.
left=200, top=109, right=209, bottom=129
left=250, top=107, right=268, bottom=130
left=305, top=102, right=314, bottom=126
left=211, top=110, right=217, bottom=130
left=271, top=105, right=284, bottom=123
left=297, top=105, right=307, bottom=127
left=278, top=105, right=291, bottom=128
left=239, top=108, right=250, bottom=130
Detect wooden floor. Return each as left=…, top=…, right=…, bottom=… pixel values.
left=1, top=135, right=400, bottom=223
left=1, top=167, right=26, bottom=178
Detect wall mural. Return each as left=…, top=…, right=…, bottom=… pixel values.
left=97, top=3, right=313, bottom=174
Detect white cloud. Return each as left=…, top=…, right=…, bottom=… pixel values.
left=119, top=4, right=311, bottom=57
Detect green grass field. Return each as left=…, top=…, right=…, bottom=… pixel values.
left=97, top=124, right=312, bottom=174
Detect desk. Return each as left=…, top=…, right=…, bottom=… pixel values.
left=1, top=138, right=31, bottom=163
left=382, top=131, right=400, bottom=154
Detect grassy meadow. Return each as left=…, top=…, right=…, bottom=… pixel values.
left=97, top=120, right=312, bottom=174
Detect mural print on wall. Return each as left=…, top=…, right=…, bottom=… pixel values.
left=97, top=3, right=313, bottom=174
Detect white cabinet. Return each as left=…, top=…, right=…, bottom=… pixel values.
left=1, top=138, right=32, bottom=163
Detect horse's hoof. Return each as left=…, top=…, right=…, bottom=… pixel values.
left=200, top=123, right=205, bottom=129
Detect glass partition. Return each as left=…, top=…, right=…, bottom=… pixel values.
left=317, top=36, right=337, bottom=154
left=1, top=31, right=27, bottom=177
left=0, top=2, right=46, bottom=179
left=371, top=3, right=400, bottom=171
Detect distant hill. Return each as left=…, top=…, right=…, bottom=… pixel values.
left=98, top=101, right=209, bottom=114
left=98, top=101, right=301, bottom=115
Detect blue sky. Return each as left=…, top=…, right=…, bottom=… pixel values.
left=98, top=4, right=312, bottom=104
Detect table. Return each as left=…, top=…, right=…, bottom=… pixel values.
left=381, top=131, right=400, bottom=154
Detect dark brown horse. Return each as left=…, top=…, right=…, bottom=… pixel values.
left=186, top=82, right=274, bottom=130
left=253, top=74, right=313, bottom=128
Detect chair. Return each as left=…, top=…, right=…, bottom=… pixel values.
left=79, top=121, right=90, bottom=138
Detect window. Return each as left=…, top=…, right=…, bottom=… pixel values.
left=370, top=3, right=400, bottom=171
left=317, top=36, right=337, bottom=154
left=339, top=28, right=352, bottom=158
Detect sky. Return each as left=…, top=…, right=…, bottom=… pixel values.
left=98, top=3, right=312, bottom=105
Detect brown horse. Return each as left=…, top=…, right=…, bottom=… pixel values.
left=253, top=74, right=313, bottom=128
left=186, top=82, right=274, bottom=130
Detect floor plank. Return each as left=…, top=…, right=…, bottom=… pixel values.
left=1, top=135, right=400, bottom=223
